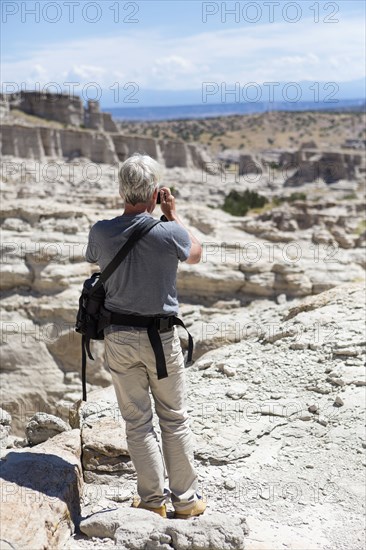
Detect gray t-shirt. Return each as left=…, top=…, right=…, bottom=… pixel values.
left=85, top=212, right=191, bottom=316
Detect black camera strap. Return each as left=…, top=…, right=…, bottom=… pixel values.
left=89, top=217, right=161, bottom=295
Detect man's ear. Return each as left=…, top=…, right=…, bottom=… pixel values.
left=152, top=187, right=159, bottom=202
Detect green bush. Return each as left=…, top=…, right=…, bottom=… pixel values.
left=222, top=189, right=268, bottom=216
left=288, top=192, right=307, bottom=202
left=343, top=193, right=357, bottom=200
left=273, top=192, right=307, bottom=205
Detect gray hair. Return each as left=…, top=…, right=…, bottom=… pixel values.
left=119, top=153, right=163, bottom=205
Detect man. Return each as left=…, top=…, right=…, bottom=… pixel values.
left=85, top=153, right=206, bottom=519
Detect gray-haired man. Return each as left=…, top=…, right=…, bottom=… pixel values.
left=85, top=153, right=206, bottom=519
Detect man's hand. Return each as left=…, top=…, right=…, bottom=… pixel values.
left=159, top=187, right=176, bottom=221
left=159, top=186, right=202, bottom=264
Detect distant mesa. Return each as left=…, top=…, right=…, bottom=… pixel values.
left=1, top=90, right=118, bottom=131
left=0, top=91, right=214, bottom=171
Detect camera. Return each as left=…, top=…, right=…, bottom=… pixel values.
left=156, top=189, right=166, bottom=205
left=156, top=189, right=168, bottom=222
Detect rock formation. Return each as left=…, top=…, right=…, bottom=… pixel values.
left=279, top=149, right=365, bottom=185
left=0, top=429, right=82, bottom=549
left=0, top=94, right=365, bottom=549
left=2, top=92, right=114, bottom=131
left=1, top=92, right=216, bottom=171
left=0, top=123, right=214, bottom=170
left=80, top=508, right=249, bottom=549
left=4, top=91, right=85, bottom=126
left=26, top=412, right=71, bottom=446
left=0, top=408, right=11, bottom=450
left=84, top=100, right=118, bottom=132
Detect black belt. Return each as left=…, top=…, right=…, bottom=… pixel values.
left=107, top=312, right=194, bottom=380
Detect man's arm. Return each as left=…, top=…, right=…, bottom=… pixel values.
left=159, top=187, right=202, bottom=264
left=85, top=224, right=99, bottom=264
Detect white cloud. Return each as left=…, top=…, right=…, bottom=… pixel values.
left=66, top=65, right=106, bottom=80
left=154, top=56, right=192, bottom=70
left=1, top=16, right=364, bottom=93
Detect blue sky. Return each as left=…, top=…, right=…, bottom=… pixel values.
left=1, top=1, right=365, bottom=106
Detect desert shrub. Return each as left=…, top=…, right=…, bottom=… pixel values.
left=288, top=192, right=307, bottom=202
left=222, top=190, right=268, bottom=216
left=273, top=192, right=307, bottom=205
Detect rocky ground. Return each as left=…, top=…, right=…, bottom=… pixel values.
left=0, top=132, right=365, bottom=548
left=2, top=283, right=364, bottom=549
left=62, top=283, right=365, bottom=550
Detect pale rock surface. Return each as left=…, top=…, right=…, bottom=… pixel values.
left=1, top=124, right=215, bottom=170
left=62, top=283, right=365, bottom=549
left=68, top=387, right=134, bottom=482
left=0, top=310, right=69, bottom=433
left=0, top=429, right=82, bottom=549
left=26, top=412, right=71, bottom=445
left=0, top=407, right=11, bottom=449
left=82, top=417, right=132, bottom=478
left=80, top=507, right=249, bottom=550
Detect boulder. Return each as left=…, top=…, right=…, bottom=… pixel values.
left=82, top=416, right=133, bottom=477
left=0, top=407, right=12, bottom=449
left=74, top=387, right=134, bottom=481
left=0, top=429, right=82, bottom=549
left=80, top=507, right=249, bottom=550
left=26, top=412, right=71, bottom=446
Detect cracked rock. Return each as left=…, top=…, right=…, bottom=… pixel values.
left=25, top=412, right=71, bottom=446
left=80, top=508, right=248, bottom=549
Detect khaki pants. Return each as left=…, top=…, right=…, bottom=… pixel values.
left=104, top=325, right=198, bottom=510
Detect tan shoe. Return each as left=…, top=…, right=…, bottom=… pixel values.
left=131, top=496, right=167, bottom=518
left=173, top=496, right=207, bottom=519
